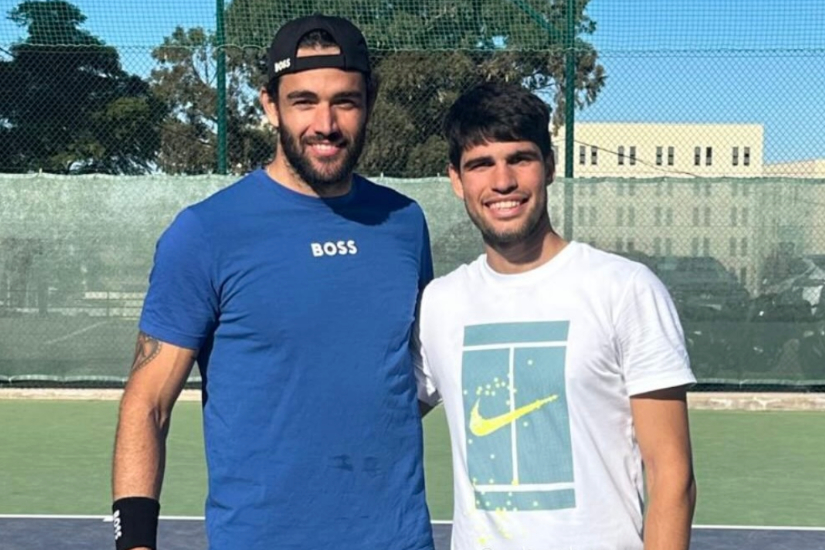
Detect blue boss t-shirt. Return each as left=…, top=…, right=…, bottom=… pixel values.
left=140, top=169, right=434, bottom=550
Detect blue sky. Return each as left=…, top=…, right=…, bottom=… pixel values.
left=1, top=0, right=824, bottom=163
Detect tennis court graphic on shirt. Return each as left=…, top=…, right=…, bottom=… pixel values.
left=462, top=321, right=574, bottom=512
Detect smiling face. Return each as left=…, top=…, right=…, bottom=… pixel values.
left=261, top=45, right=369, bottom=197
left=449, top=139, right=553, bottom=249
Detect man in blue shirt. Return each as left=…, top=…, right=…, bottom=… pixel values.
left=111, top=15, right=434, bottom=550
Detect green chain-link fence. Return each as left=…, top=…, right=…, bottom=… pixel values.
left=1, top=0, right=824, bottom=388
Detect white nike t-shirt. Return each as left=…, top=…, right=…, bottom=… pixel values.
left=415, top=242, right=695, bottom=550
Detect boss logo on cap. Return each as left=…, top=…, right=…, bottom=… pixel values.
left=273, top=58, right=291, bottom=73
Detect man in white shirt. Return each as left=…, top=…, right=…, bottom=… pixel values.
left=415, top=81, right=697, bottom=550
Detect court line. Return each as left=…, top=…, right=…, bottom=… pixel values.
left=43, top=321, right=110, bottom=346
left=1, top=515, right=823, bottom=531
left=694, top=525, right=825, bottom=532
left=0, top=515, right=108, bottom=520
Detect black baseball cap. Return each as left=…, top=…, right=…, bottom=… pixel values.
left=266, top=14, right=371, bottom=81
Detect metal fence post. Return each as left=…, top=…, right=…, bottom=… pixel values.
left=563, top=0, right=576, bottom=241
left=216, top=0, right=228, bottom=175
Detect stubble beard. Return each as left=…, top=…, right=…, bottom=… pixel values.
left=466, top=197, right=550, bottom=249
left=278, top=121, right=366, bottom=192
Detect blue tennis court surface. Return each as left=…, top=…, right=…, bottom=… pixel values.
left=2, top=516, right=824, bottom=549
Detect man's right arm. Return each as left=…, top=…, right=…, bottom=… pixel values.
left=111, top=332, right=196, bottom=549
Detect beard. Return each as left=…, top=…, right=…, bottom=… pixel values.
left=278, top=121, right=366, bottom=191
left=464, top=197, right=549, bottom=248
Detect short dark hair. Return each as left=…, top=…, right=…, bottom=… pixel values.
left=444, top=81, right=552, bottom=170
left=264, top=30, right=378, bottom=107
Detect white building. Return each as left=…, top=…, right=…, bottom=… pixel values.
left=547, top=123, right=823, bottom=294
left=553, top=122, right=764, bottom=178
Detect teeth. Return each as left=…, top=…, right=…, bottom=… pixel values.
left=489, top=201, right=521, bottom=210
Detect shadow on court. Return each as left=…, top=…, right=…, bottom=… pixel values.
left=1, top=518, right=825, bottom=549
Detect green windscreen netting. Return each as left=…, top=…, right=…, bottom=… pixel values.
left=1, top=0, right=825, bottom=388
left=1, top=174, right=824, bottom=388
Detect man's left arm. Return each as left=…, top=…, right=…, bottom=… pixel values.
left=631, top=385, right=696, bottom=550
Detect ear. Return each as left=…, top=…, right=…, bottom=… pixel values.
left=259, top=87, right=280, bottom=129
left=544, top=154, right=556, bottom=187
left=365, top=72, right=380, bottom=115
left=448, top=164, right=465, bottom=200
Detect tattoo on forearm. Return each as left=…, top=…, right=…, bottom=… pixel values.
left=131, top=332, right=162, bottom=372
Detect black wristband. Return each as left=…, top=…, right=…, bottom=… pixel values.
left=112, top=497, right=160, bottom=550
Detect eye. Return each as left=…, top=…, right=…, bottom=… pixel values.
left=334, top=98, right=361, bottom=110
left=291, top=98, right=315, bottom=108
left=465, top=161, right=492, bottom=172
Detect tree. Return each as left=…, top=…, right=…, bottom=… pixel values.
left=150, top=26, right=272, bottom=175
left=0, top=0, right=164, bottom=174
left=224, top=0, right=606, bottom=177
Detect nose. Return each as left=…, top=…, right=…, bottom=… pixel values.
left=311, top=103, right=337, bottom=136
left=491, top=163, right=517, bottom=193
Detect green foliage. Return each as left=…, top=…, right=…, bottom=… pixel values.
left=150, top=26, right=272, bottom=174
left=224, top=0, right=606, bottom=177
left=0, top=0, right=164, bottom=174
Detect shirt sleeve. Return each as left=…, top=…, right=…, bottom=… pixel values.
left=418, top=213, right=434, bottom=290
left=411, top=293, right=442, bottom=407
left=616, top=266, right=696, bottom=396
left=139, top=208, right=219, bottom=350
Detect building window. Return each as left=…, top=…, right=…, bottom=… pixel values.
left=729, top=237, right=737, bottom=257
left=692, top=207, right=700, bottom=226
left=591, top=146, right=599, bottom=165
left=579, top=145, right=586, bottom=165
left=665, top=238, right=673, bottom=255
left=732, top=146, right=739, bottom=166
left=618, top=146, right=625, bottom=165
left=741, top=208, right=749, bottom=226
left=654, top=207, right=662, bottom=226
left=628, top=207, right=636, bottom=227
left=667, top=146, right=675, bottom=166
left=616, top=207, right=625, bottom=226
left=665, top=208, right=673, bottom=226
left=578, top=206, right=586, bottom=226
left=741, top=237, right=748, bottom=256
left=740, top=266, right=748, bottom=285
left=704, top=207, right=711, bottom=226
left=706, top=147, right=713, bottom=166
left=694, top=147, right=701, bottom=166
left=703, top=238, right=710, bottom=256
left=730, top=207, right=737, bottom=227
left=744, top=147, right=751, bottom=166
left=691, top=237, right=699, bottom=256
left=629, top=146, right=637, bottom=166
left=653, top=237, right=662, bottom=255
left=655, top=146, right=663, bottom=166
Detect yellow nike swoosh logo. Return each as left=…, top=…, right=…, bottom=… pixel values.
left=469, top=394, right=558, bottom=437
